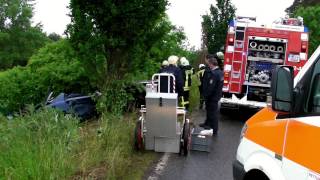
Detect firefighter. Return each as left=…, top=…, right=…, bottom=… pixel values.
left=162, top=60, right=169, bottom=69
left=159, top=55, right=184, bottom=97
left=180, top=57, right=194, bottom=110
left=199, top=55, right=223, bottom=133
left=159, top=60, right=169, bottom=73
left=197, top=63, right=206, bottom=109
left=215, top=51, right=224, bottom=69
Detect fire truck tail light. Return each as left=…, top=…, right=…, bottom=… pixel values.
left=224, top=72, right=230, bottom=78
left=224, top=80, right=229, bottom=84
left=301, top=33, right=308, bottom=41
left=228, top=37, right=234, bottom=43
left=301, top=43, right=307, bottom=52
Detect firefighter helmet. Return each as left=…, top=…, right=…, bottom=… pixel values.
left=168, top=55, right=179, bottom=65
left=180, top=57, right=189, bottom=66
left=199, top=64, right=205, bottom=69
left=162, top=60, right=169, bottom=66
left=216, top=52, right=224, bottom=59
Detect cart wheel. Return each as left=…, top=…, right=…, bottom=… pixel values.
left=134, top=120, right=143, bottom=151
left=183, top=120, right=191, bottom=156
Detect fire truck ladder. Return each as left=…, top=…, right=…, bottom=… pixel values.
left=230, top=23, right=248, bottom=93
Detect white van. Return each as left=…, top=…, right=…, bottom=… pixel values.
left=233, top=46, right=320, bottom=180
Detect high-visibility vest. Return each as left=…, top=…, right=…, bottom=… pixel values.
left=184, top=69, right=193, bottom=91
left=197, top=69, right=205, bottom=86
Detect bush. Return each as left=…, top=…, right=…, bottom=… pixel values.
left=0, top=40, right=92, bottom=114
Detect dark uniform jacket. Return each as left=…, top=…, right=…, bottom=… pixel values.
left=202, top=67, right=224, bottom=102
left=159, top=65, right=184, bottom=96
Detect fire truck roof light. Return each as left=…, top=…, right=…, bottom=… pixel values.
left=229, top=20, right=235, bottom=27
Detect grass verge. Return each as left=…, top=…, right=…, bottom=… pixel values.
left=0, top=109, right=156, bottom=179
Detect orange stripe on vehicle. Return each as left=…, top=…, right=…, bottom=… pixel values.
left=246, top=107, right=278, bottom=126
left=284, top=120, right=320, bottom=173
left=245, top=119, right=287, bottom=156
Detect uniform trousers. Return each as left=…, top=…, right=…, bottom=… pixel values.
left=205, top=100, right=219, bottom=132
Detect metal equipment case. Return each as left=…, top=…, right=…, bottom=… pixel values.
left=135, top=73, right=190, bottom=155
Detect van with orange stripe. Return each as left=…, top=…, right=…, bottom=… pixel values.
left=233, top=45, right=320, bottom=180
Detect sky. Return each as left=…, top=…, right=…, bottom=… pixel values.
left=32, top=0, right=294, bottom=49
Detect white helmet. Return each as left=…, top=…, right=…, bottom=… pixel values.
left=199, top=64, right=205, bottom=69
left=168, top=55, right=179, bottom=66
left=162, top=60, right=169, bottom=66
left=180, top=57, right=189, bottom=66
left=216, top=52, right=224, bottom=59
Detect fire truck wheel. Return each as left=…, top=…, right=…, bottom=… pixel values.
left=134, top=120, right=143, bottom=151
left=183, top=121, right=191, bottom=156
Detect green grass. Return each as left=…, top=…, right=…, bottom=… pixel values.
left=0, top=109, right=156, bottom=179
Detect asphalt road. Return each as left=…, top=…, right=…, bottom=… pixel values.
left=146, top=108, right=257, bottom=180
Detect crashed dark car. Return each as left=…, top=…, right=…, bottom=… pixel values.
left=46, top=92, right=97, bottom=121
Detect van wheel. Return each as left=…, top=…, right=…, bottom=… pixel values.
left=244, top=169, right=269, bottom=180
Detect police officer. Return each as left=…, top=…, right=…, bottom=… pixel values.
left=197, top=64, right=206, bottom=109
left=159, top=55, right=184, bottom=97
left=199, top=55, right=223, bottom=133
left=180, top=57, right=194, bottom=110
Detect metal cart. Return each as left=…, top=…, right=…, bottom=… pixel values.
left=134, top=73, right=191, bottom=156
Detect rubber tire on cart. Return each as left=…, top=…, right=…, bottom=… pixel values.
left=134, top=120, right=143, bottom=151
left=180, top=121, right=190, bottom=156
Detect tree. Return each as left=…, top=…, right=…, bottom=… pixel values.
left=48, top=33, right=62, bottom=42
left=0, top=0, right=49, bottom=69
left=294, top=5, right=320, bottom=54
left=67, top=0, right=168, bottom=87
left=287, top=0, right=319, bottom=15
left=201, top=0, right=235, bottom=54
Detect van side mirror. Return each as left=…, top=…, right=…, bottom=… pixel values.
left=271, top=66, right=294, bottom=112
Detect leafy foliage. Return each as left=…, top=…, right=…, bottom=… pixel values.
left=0, top=40, right=91, bottom=114
left=294, top=5, right=320, bottom=54
left=0, top=0, right=49, bottom=69
left=202, top=0, right=235, bottom=54
left=48, top=33, right=62, bottom=41
left=128, top=16, right=198, bottom=78
left=287, top=0, right=319, bottom=15
left=67, top=0, right=169, bottom=86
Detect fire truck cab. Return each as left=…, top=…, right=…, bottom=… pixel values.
left=222, top=16, right=309, bottom=109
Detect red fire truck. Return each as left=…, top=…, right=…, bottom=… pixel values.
left=221, top=16, right=309, bottom=109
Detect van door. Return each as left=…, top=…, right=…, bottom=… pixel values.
left=282, top=55, right=320, bottom=179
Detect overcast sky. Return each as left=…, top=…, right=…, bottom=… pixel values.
left=32, top=0, right=294, bottom=49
